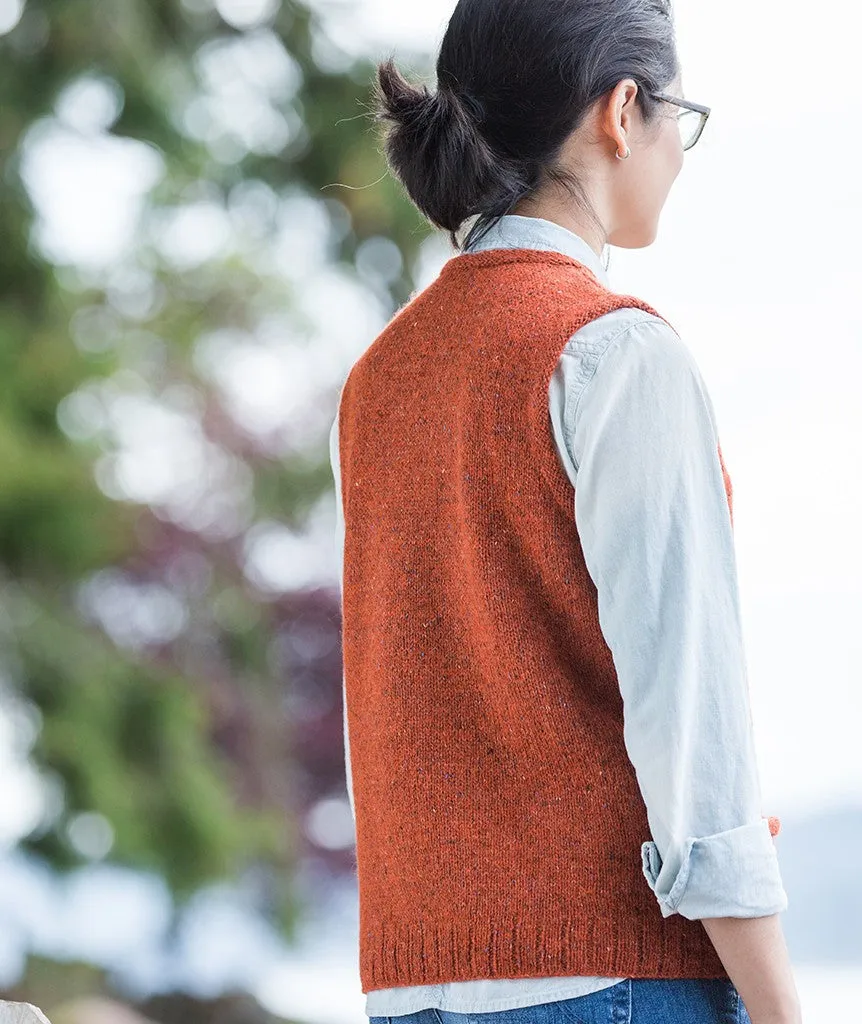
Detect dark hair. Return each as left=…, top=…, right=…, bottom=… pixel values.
left=371, top=0, right=679, bottom=251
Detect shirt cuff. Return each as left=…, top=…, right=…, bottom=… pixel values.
left=640, top=818, right=789, bottom=920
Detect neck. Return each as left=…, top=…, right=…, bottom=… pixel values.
left=509, top=200, right=607, bottom=260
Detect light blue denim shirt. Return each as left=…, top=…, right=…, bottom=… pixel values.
left=329, top=214, right=788, bottom=1016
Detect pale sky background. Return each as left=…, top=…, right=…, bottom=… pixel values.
left=1, top=0, right=860, bottom=1021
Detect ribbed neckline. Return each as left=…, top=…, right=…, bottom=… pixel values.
left=438, top=246, right=601, bottom=283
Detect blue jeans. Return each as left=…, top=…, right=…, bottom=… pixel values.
left=369, top=978, right=752, bottom=1024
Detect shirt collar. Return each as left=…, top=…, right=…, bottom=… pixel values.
left=463, top=214, right=610, bottom=288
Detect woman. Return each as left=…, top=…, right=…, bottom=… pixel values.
left=329, top=1, right=802, bottom=1022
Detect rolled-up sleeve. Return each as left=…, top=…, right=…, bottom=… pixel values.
left=640, top=819, right=786, bottom=918
left=566, top=313, right=788, bottom=920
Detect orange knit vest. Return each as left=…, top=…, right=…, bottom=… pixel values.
left=338, top=247, right=779, bottom=993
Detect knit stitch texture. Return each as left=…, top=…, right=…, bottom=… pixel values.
left=337, top=247, right=780, bottom=992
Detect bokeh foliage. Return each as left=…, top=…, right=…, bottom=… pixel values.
left=0, top=0, right=435, bottom=938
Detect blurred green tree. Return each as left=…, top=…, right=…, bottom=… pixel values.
left=0, top=0, right=436, bottom=940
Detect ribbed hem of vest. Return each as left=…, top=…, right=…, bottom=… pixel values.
left=361, top=918, right=729, bottom=991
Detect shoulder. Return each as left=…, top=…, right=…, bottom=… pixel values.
left=554, top=305, right=702, bottom=412
left=560, top=305, right=694, bottom=370
left=552, top=305, right=718, bottom=451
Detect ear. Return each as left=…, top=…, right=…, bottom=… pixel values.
left=601, top=78, right=639, bottom=156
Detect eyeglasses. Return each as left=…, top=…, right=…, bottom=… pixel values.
left=648, top=92, right=711, bottom=151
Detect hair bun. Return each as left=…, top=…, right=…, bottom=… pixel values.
left=375, top=57, right=436, bottom=122
left=372, top=57, right=526, bottom=246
